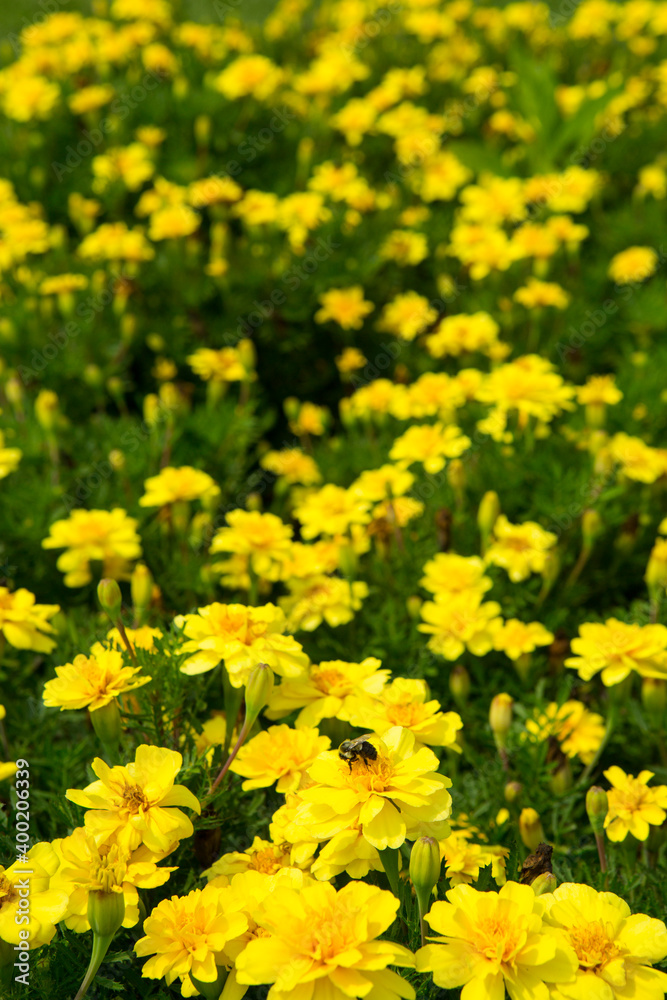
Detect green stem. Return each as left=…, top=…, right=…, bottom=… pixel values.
left=379, top=846, right=401, bottom=898
left=564, top=545, right=591, bottom=591
left=594, top=832, right=607, bottom=874
left=221, top=669, right=243, bottom=759
left=248, top=565, right=259, bottom=606
left=73, top=932, right=116, bottom=1000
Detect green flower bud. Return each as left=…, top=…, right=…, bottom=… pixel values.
left=409, top=836, right=441, bottom=901
left=87, top=889, right=125, bottom=938
left=586, top=786, right=608, bottom=837
left=244, top=663, right=274, bottom=726
left=131, top=563, right=153, bottom=617
left=582, top=509, right=603, bottom=549
left=531, top=872, right=557, bottom=896
left=504, top=781, right=522, bottom=803
left=642, top=677, right=667, bottom=722
left=449, top=664, right=470, bottom=706
left=97, top=579, right=122, bottom=620
left=478, top=490, right=500, bottom=540
left=90, top=700, right=121, bottom=747
left=406, top=595, right=423, bottom=620
left=490, top=693, right=513, bottom=750
left=519, top=808, right=545, bottom=851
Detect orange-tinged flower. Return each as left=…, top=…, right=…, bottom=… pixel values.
left=230, top=724, right=330, bottom=793
left=0, top=586, right=59, bottom=653
left=176, top=603, right=309, bottom=685
left=66, top=745, right=201, bottom=854
left=43, top=642, right=151, bottom=712
left=603, top=766, right=667, bottom=841
left=135, top=882, right=248, bottom=987
left=210, top=510, right=293, bottom=582
left=295, top=726, right=452, bottom=851
left=235, top=880, right=416, bottom=1000
left=485, top=515, right=557, bottom=582
left=265, top=657, right=389, bottom=727
left=345, top=678, right=463, bottom=750
left=417, top=882, right=578, bottom=997
left=545, top=883, right=667, bottom=1000
left=565, top=618, right=667, bottom=685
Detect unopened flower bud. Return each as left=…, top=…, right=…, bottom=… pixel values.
left=519, top=808, right=545, bottom=851
left=504, top=781, right=522, bottom=803
left=478, top=491, right=500, bottom=550
left=406, top=595, right=422, bottom=620
left=449, top=665, right=470, bottom=706
left=645, top=539, right=667, bottom=592
left=447, top=458, right=465, bottom=495
left=642, top=677, right=667, bottom=721
left=283, top=396, right=300, bottom=421
left=131, top=563, right=153, bottom=620
left=550, top=758, right=572, bottom=796
left=87, top=888, right=125, bottom=938
left=90, top=700, right=121, bottom=746
left=490, top=693, right=513, bottom=749
left=586, top=786, right=608, bottom=836
left=582, top=509, right=603, bottom=549
left=194, top=113, right=211, bottom=146
left=531, top=872, right=557, bottom=896
left=35, top=389, right=59, bottom=432
left=244, top=663, right=274, bottom=726
left=409, top=837, right=441, bottom=905
left=246, top=492, right=262, bottom=512
left=97, top=579, right=122, bottom=620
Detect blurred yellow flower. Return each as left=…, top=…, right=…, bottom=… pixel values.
left=315, top=286, right=374, bottom=329
left=524, top=701, right=605, bottom=765
left=210, top=510, right=293, bottom=582
left=565, top=619, right=667, bottom=685
left=279, top=574, right=368, bottom=631
left=139, top=466, right=220, bottom=507
left=294, top=484, right=371, bottom=539
left=42, top=508, right=142, bottom=587
left=420, top=552, right=492, bottom=597
left=260, top=448, right=321, bottom=486
left=390, top=423, right=471, bottom=474
left=187, top=344, right=255, bottom=383
left=485, top=514, right=557, bottom=582
left=608, top=245, right=658, bottom=284
left=492, top=619, right=554, bottom=660
left=0, top=586, right=59, bottom=653
left=204, top=835, right=313, bottom=882
left=230, top=724, right=330, bottom=792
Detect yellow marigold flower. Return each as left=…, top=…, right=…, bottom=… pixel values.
left=350, top=464, right=414, bottom=503
left=0, top=843, right=68, bottom=948
left=43, top=642, right=151, bottom=712
left=230, top=724, right=330, bottom=793
left=426, top=311, right=500, bottom=358
left=459, top=175, right=527, bottom=225
left=523, top=701, right=605, bottom=765
left=188, top=175, right=242, bottom=207
left=476, top=355, right=576, bottom=429
left=260, top=449, right=321, bottom=486
left=92, top=143, right=155, bottom=193
left=296, top=727, right=452, bottom=851
left=52, top=828, right=174, bottom=932
left=176, top=603, right=309, bottom=684
left=78, top=222, right=155, bottom=262
left=514, top=277, right=571, bottom=309
left=380, top=229, right=429, bottom=266
left=1, top=76, right=60, bottom=122
left=309, top=821, right=384, bottom=882
left=0, top=586, right=59, bottom=653
left=286, top=399, right=329, bottom=437
left=135, top=882, right=248, bottom=988
left=373, top=495, right=424, bottom=527
left=345, top=677, right=463, bottom=749
left=265, top=657, right=389, bottom=727
left=415, top=150, right=472, bottom=201
left=545, top=882, right=667, bottom=1000
left=39, top=273, right=88, bottom=295
left=42, top=507, right=142, bottom=587
left=107, top=626, right=163, bottom=652
left=493, top=619, right=554, bottom=660
left=608, top=245, right=658, bottom=284
left=485, top=514, right=557, bottom=582
left=419, top=592, right=503, bottom=660
left=330, top=97, right=377, bottom=145
left=608, top=432, right=667, bottom=483
left=279, top=575, right=368, bottom=631
left=0, top=430, right=22, bottom=479
left=187, top=344, right=255, bottom=383
left=439, top=831, right=508, bottom=887
left=232, top=189, right=280, bottom=225
left=68, top=84, right=115, bottom=114
left=565, top=618, right=667, bottom=685
left=399, top=373, right=466, bottom=421
left=603, top=766, right=667, bottom=842
left=576, top=373, right=623, bottom=406
left=66, top=745, right=201, bottom=854
left=376, top=290, right=437, bottom=341
left=315, top=286, right=374, bottom=330
left=294, top=484, right=371, bottom=540
left=235, top=880, right=416, bottom=1000
left=148, top=204, right=200, bottom=241
left=204, top=836, right=313, bottom=882
left=139, top=466, right=220, bottom=507
left=390, top=423, right=471, bottom=474
left=417, top=881, right=578, bottom=995
left=210, top=510, right=292, bottom=582
left=420, top=552, right=492, bottom=597
left=213, top=54, right=283, bottom=100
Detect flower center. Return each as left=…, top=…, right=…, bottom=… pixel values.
left=0, top=871, right=18, bottom=907
left=250, top=846, right=285, bottom=874
left=122, top=782, right=149, bottom=813
left=93, top=845, right=127, bottom=892
left=312, top=667, right=347, bottom=694
left=343, top=751, right=393, bottom=792
left=471, top=916, right=524, bottom=963
left=386, top=703, right=421, bottom=727
left=613, top=782, right=649, bottom=812
left=569, top=921, right=622, bottom=969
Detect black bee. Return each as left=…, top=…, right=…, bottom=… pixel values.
left=338, top=734, right=378, bottom=772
